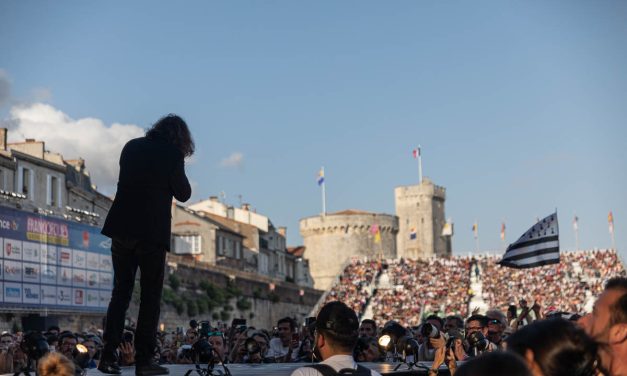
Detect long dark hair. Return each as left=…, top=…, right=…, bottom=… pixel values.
left=506, top=318, right=598, bottom=376
left=146, top=114, right=195, bottom=157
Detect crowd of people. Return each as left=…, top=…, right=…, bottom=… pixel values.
left=0, top=250, right=625, bottom=375
left=480, top=249, right=626, bottom=314
left=323, top=259, right=382, bottom=316
left=369, top=257, right=472, bottom=326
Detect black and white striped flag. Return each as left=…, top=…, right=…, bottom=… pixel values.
left=498, top=212, right=560, bottom=269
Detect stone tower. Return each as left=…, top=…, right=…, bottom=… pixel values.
left=395, top=178, right=451, bottom=259
left=299, top=210, right=398, bottom=290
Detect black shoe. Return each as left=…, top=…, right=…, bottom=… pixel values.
left=97, top=359, right=122, bottom=374
left=135, top=361, right=169, bottom=376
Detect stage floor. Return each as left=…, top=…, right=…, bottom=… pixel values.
left=79, top=362, right=448, bottom=376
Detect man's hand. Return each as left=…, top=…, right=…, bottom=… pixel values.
left=453, top=339, right=466, bottom=361
left=119, top=342, right=135, bottom=366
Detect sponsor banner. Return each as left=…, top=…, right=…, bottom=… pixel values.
left=22, top=242, right=40, bottom=263
left=99, top=272, right=113, bottom=290
left=40, top=245, right=58, bottom=265
left=4, top=260, right=22, bottom=282
left=41, top=265, right=57, bottom=284
left=57, top=267, right=72, bottom=286
left=58, top=248, right=72, bottom=267
left=0, top=206, right=110, bottom=253
left=86, top=271, right=98, bottom=288
left=23, top=283, right=40, bottom=304
left=4, top=239, right=22, bottom=260
left=86, top=252, right=99, bottom=270
left=41, top=285, right=56, bottom=305
left=99, top=290, right=111, bottom=308
left=72, top=269, right=86, bottom=287
left=26, top=216, right=69, bottom=246
left=99, top=254, right=113, bottom=272
left=23, top=263, right=40, bottom=283
left=73, top=250, right=86, bottom=268
left=86, top=289, right=100, bottom=307
left=4, top=282, right=22, bottom=303
left=0, top=206, right=109, bottom=313
left=73, top=288, right=85, bottom=306
left=57, top=286, right=72, bottom=306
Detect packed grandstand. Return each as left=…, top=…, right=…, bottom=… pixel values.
left=321, top=249, right=626, bottom=326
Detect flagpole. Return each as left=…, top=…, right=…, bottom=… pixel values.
left=418, top=145, right=423, bottom=184
left=321, top=167, right=326, bottom=216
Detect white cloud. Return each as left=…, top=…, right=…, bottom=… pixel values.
left=220, top=152, right=244, bottom=169
left=6, top=103, right=144, bottom=194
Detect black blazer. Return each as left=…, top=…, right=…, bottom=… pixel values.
left=101, top=135, right=191, bottom=250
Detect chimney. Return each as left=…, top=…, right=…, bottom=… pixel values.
left=278, top=227, right=287, bottom=237
left=0, top=128, right=6, bottom=151
left=241, top=203, right=250, bottom=211
left=209, top=196, right=219, bottom=202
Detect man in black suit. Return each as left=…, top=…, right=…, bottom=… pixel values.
left=98, top=114, right=194, bottom=376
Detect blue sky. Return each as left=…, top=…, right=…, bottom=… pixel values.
left=1, top=1, right=625, bottom=260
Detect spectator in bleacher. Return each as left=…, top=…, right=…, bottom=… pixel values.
left=268, top=317, right=300, bottom=362
left=580, top=277, right=627, bottom=376
left=507, top=318, right=598, bottom=376
left=359, top=319, right=377, bottom=338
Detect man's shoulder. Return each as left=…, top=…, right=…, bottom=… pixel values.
left=290, top=363, right=381, bottom=376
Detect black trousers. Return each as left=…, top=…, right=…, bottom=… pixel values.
left=103, top=237, right=166, bottom=363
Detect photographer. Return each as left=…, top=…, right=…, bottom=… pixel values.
left=236, top=331, right=274, bottom=364
left=291, top=301, right=381, bottom=376
left=353, top=337, right=383, bottom=363
left=207, top=331, right=227, bottom=363
left=0, top=332, right=16, bottom=373
left=59, top=333, right=78, bottom=360
left=463, top=315, right=497, bottom=358
left=417, top=315, right=446, bottom=362
left=359, top=320, right=377, bottom=338
left=485, top=310, right=508, bottom=349
left=268, top=317, right=300, bottom=362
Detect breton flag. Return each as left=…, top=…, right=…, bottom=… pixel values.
left=608, top=211, right=614, bottom=234
left=498, top=212, right=560, bottom=269
left=472, top=222, right=478, bottom=239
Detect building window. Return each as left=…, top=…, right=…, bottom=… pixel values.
left=47, top=175, right=61, bottom=207
left=19, top=167, right=34, bottom=199
left=172, top=234, right=202, bottom=254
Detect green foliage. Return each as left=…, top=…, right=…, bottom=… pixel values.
left=236, top=297, right=252, bottom=311
left=223, top=305, right=234, bottom=312
left=220, top=311, right=230, bottom=321
left=268, top=292, right=280, bottom=303
left=212, top=312, right=220, bottom=320
left=196, top=298, right=208, bottom=315
left=225, top=279, right=242, bottom=298
left=252, top=288, right=262, bottom=299
left=169, top=274, right=180, bottom=291
left=186, top=299, right=198, bottom=317
left=173, top=298, right=185, bottom=315
left=249, top=312, right=255, bottom=320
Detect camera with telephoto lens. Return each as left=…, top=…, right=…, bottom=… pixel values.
left=446, top=329, right=463, bottom=350
left=397, top=336, right=420, bottom=362
left=420, top=323, right=441, bottom=339
left=199, top=321, right=211, bottom=338
left=467, top=331, right=489, bottom=357
left=191, top=338, right=214, bottom=364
